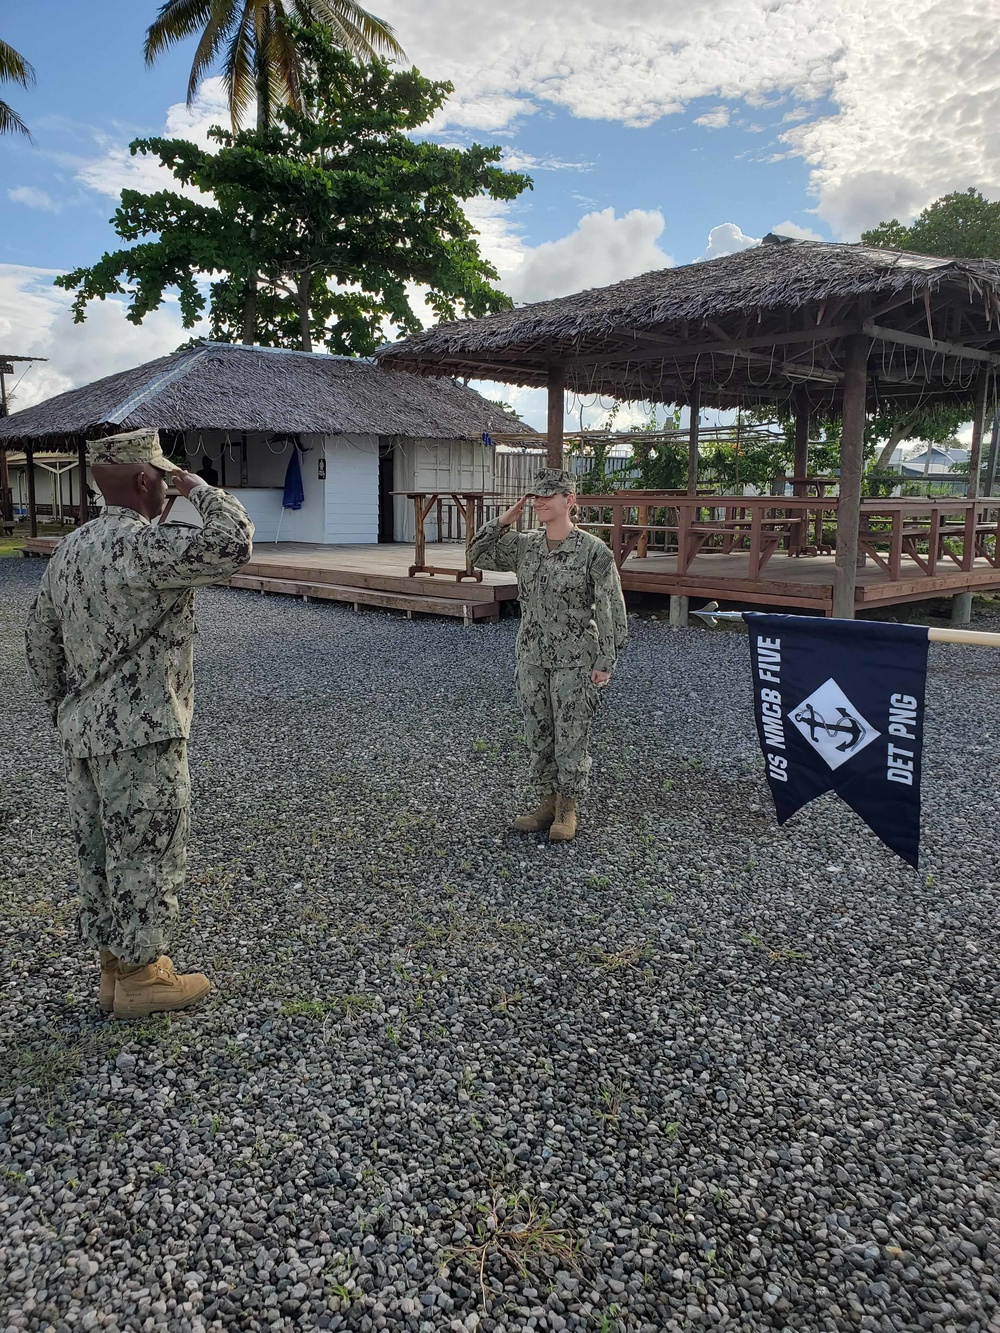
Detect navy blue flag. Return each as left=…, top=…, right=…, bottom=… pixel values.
left=282, top=446, right=304, bottom=511
left=746, top=614, right=929, bottom=868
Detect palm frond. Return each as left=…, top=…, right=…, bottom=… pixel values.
left=0, top=98, right=30, bottom=137
left=267, top=18, right=304, bottom=113
left=143, top=0, right=216, bottom=62
left=184, top=0, right=241, bottom=102
left=292, top=0, right=404, bottom=60
left=0, top=38, right=35, bottom=87
left=222, top=1, right=260, bottom=127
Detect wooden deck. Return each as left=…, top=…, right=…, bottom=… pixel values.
left=619, top=548, right=1000, bottom=611
left=21, top=526, right=1000, bottom=618
left=21, top=537, right=518, bottom=622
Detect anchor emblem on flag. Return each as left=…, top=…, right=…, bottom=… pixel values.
left=792, top=702, right=869, bottom=754
left=788, top=678, right=880, bottom=772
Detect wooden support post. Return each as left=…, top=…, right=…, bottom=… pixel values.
left=77, top=437, right=88, bottom=525
left=686, top=381, right=701, bottom=494
left=25, top=442, right=38, bottom=539
left=669, top=595, right=689, bottom=628
left=985, top=409, right=1000, bottom=497
left=0, top=446, right=10, bottom=524
left=951, top=591, right=973, bottom=624
left=792, top=392, right=810, bottom=498
left=546, top=365, right=566, bottom=468
left=966, top=374, right=991, bottom=500
left=831, top=334, right=870, bottom=620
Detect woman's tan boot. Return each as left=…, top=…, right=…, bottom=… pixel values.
left=98, top=950, right=119, bottom=1014
left=114, top=958, right=211, bottom=1019
left=510, top=794, right=557, bottom=832
left=548, top=796, right=578, bottom=842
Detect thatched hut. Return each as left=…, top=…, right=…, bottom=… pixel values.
left=375, top=236, right=1000, bottom=616
left=0, top=341, right=523, bottom=543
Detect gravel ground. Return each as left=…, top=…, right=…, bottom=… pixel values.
left=1, top=554, right=999, bottom=1333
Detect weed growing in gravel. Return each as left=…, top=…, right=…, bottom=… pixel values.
left=493, top=988, right=522, bottom=1010
left=1, top=1017, right=175, bottom=1100
left=590, top=943, right=654, bottom=970
left=450, top=1189, right=580, bottom=1312
left=282, top=994, right=375, bottom=1019
left=742, top=931, right=810, bottom=963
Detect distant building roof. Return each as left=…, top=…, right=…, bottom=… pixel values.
left=0, top=342, right=528, bottom=445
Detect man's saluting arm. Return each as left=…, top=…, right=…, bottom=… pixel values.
left=130, top=474, right=255, bottom=591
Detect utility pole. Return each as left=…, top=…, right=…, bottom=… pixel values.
left=0, top=354, right=48, bottom=524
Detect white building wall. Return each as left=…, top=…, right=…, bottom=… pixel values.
left=392, top=439, right=494, bottom=542
left=324, top=435, right=378, bottom=544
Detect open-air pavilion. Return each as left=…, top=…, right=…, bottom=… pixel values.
left=375, top=235, right=1000, bottom=619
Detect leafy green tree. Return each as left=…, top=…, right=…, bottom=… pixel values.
left=862, top=187, right=1000, bottom=261
left=0, top=37, right=34, bottom=138
left=862, top=188, right=1000, bottom=468
left=56, top=28, right=532, bottom=354
left=144, top=0, right=403, bottom=129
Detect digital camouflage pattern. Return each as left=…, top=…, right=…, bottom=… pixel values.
left=68, top=739, right=189, bottom=963
left=25, top=482, right=253, bottom=963
left=25, top=485, right=254, bottom=757
left=517, top=663, right=598, bottom=797
left=469, top=517, right=627, bottom=795
left=468, top=518, right=626, bottom=672
left=527, top=467, right=575, bottom=496
left=88, top=427, right=182, bottom=473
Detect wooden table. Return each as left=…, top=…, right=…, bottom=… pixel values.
left=396, top=490, right=496, bottom=581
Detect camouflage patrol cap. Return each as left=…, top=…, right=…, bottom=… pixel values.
left=529, top=467, right=575, bottom=496
left=89, top=428, right=181, bottom=473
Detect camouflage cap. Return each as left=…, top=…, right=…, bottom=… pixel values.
left=529, top=467, right=576, bottom=496
left=89, top=428, right=181, bottom=473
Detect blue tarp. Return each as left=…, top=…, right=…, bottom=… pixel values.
left=282, top=446, right=304, bottom=511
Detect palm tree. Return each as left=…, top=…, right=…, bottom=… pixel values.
left=0, top=38, right=35, bottom=138
left=144, top=0, right=404, bottom=130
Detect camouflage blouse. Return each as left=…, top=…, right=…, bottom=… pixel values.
left=25, top=485, right=254, bottom=758
left=468, top=518, right=627, bottom=671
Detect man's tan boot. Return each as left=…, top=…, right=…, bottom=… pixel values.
left=99, top=950, right=119, bottom=1015
left=548, top=796, right=578, bottom=843
left=510, top=794, right=557, bottom=833
left=114, top=957, right=211, bottom=1019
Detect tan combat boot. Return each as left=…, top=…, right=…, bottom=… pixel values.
left=114, top=957, right=211, bottom=1019
left=510, top=794, right=557, bottom=833
left=548, top=796, right=578, bottom=843
left=99, top=950, right=119, bottom=1015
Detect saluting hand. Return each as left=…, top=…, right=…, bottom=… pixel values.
left=172, top=469, right=209, bottom=498
left=497, top=495, right=529, bottom=527
left=592, top=670, right=611, bottom=687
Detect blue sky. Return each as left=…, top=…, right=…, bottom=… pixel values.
left=1, top=0, right=997, bottom=422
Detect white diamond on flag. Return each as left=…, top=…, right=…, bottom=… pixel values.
left=787, top=678, right=880, bottom=771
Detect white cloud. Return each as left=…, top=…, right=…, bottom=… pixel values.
left=8, top=186, right=61, bottom=213
left=768, top=219, right=824, bottom=242
left=372, top=0, right=999, bottom=238
left=497, top=207, right=673, bottom=305
left=76, top=77, right=231, bottom=200
left=695, top=107, right=731, bottom=130
left=0, top=266, right=208, bottom=412
left=699, top=222, right=760, bottom=261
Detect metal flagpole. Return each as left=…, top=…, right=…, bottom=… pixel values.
left=692, top=601, right=1000, bottom=649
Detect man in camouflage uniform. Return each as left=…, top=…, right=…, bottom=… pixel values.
left=469, top=467, right=627, bottom=841
left=25, top=429, right=254, bottom=1018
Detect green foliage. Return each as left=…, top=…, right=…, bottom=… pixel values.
left=144, top=0, right=405, bottom=130
left=0, top=36, right=35, bottom=138
left=56, top=26, right=532, bottom=355
left=861, top=188, right=1000, bottom=261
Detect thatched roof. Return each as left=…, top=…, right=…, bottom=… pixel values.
left=0, top=342, right=527, bottom=445
left=374, top=236, right=1000, bottom=412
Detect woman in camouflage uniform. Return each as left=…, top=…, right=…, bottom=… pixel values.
left=468, top=467, right=627, bottom=842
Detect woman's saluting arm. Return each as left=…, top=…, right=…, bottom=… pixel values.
left=468, top=496, right=529, bottom=573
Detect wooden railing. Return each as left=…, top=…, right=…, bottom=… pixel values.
left=572, top=492, right=1000, bottom=580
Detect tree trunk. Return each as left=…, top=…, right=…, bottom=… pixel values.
left=241, top=279, right=257, bottom=345
left=875, top=415, right=915, bottom=470
left=298, top=276, right=313, bottom=353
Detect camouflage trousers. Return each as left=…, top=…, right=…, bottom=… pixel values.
left=65, top=739, right=190, bottom=965
left=517, top=663, right=599, bottom=798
